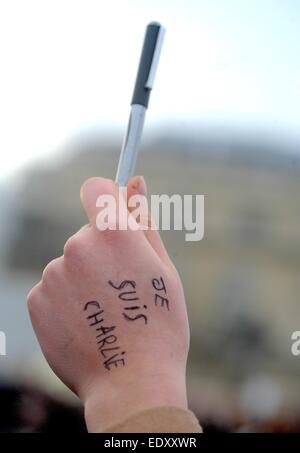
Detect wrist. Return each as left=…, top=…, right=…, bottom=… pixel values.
left=83, top=370, right=188, bottom=432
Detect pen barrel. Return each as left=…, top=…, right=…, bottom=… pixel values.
left=131, top=22, right=163, bottom=108
left=115, top=104, right=146, bottom=186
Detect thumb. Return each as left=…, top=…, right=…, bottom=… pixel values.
left=80, top=177, right=118, bottom=228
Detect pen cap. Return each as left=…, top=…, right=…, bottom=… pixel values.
left=131, top=22, right=165, bottom=108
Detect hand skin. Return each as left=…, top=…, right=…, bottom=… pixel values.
left=27, top=176, right=190, bottom=432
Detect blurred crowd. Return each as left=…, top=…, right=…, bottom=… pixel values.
left=0, top=382, right=86, bottom=433
left=1, top=381, right=300, bottom=433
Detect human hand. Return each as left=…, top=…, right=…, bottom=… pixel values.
left=27, top=176, right=190, bottom=432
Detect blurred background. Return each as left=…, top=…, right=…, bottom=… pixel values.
left=1, top=0, right=300, bottom=432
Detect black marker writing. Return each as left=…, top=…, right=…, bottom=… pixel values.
left=104, top=351, right=126, bottom=370
left=84, top=300, right=126, bottom=371
left=154, top=294, right=169, bottom=310
left=152, top=276, right=170, bottom=311
left=108, top=280, right=136, bottom=290
left=152, top=277, right=167, bottom=294
left=109, top=279, right=148, bottom=325
left=123, top=312, right=148, bottom=324
left=119, top=291, right=139, bottom=301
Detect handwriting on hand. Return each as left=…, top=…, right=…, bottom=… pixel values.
left=108, top=280, right=148, bottom=325
left=84, top=300, right=126, bottom=371
left=83, top=276, right=170, bottom=371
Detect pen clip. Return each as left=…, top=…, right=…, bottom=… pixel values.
left=145, top=25, right=166, bottom=90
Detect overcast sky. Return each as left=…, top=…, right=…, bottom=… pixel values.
left=0, top=0, right=300, bottom=177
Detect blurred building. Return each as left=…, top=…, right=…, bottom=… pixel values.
left=2, top=129, right=300, bottom=427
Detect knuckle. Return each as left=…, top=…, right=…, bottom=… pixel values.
left=42, top=257, right=62, bottom=282
left=63, top=236, right=82, bottom=261
left=100, top=225, right=117, bottom=240
left=27, top=282, right=42, bottom=314
left=101, top=226, right=127, bottom=247
left=63, top=232, right=89, bottom=273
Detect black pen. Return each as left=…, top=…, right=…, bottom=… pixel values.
left=115, top=22, right=165, bottom=187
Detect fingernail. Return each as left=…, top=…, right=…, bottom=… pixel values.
left=137, top=176, right=147, bottom=197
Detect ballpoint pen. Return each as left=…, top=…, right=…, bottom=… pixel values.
left=115, top=22, right=165, bottom=187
